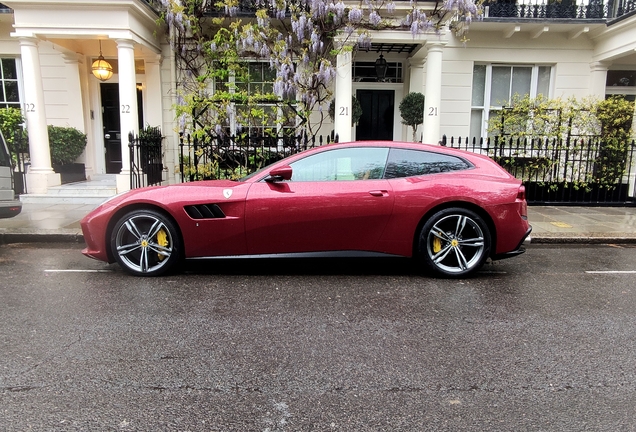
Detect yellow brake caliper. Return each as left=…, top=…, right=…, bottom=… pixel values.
left=157, top=229, right=168, bottom=260
left=433, top=233, right=443, bottom=253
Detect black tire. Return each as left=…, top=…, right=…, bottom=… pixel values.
left=110, top=209, right=182, bottom=276
left=418, top=207, right=491, bottom=278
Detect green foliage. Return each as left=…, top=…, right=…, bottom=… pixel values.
left=486, top=95, right=635, bottom=190
left=399, top=92, right=425, bottom=141
left=139, top=124, right=162, bottom=141
left=48, top=125, right=87, bottom=166
left=177, top=153, right=220, bottom=181
left=487, top=94, right=598, bottom=139
left=0, top=108, right=27, bottom=154
left=328, top=97, right=363, bottom=126
left=593, top=96, right=635, bottom=188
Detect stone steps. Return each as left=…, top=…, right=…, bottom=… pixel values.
left=19, top=174, right=117, bottom=205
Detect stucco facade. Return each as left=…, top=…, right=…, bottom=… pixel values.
left=0, top=0, right=633, bottom=195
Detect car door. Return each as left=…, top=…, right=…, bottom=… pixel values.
left=244, top=146, right=394, bottom=255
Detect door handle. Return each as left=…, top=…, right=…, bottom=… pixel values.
left=369, top=190, right=388, bottom=197
left=104, top=134, right=111, bottom=139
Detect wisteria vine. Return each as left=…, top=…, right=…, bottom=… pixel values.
left=159, top=0, right=481, bottom=137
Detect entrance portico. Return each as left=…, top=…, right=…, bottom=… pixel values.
left=2, top=0, right=163, bottom=194
left=333, top=30, right=449, bottom=144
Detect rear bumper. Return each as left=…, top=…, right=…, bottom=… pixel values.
left=0, top=200, right=22, bottom=219
left=493, top=226, right=532, bottom=261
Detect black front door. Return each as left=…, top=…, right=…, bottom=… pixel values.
left=100, top=83, right=144, bottom=174
left=356, top=90, right=394, bottom=141
left=101, top=83, right=121, bottom=173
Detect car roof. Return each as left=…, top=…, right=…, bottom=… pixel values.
left=299, top=140, right=495, bottom=165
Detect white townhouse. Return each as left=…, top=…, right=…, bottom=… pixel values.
left=0, top=0, right=634, bottom=196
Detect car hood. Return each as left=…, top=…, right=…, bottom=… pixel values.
left=98, top=180, right=248, bottom=208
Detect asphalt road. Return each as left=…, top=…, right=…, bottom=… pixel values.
left=1, top=243, right=636, bottom=431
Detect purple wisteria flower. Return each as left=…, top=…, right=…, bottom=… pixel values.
left=357, top=34, right=371, bottom=49
left=292, top=15, right=307, bottom=40
left=334, top=1, right=345, bottom=19
left=310, top=31, right=322, bottom=52
left=348, top=8, right=363, bottom=23
left=369, top=11, right=381, bottom=26
left=310, top=0, right=327, bottom=17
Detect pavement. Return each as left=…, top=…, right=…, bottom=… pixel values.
left=1, top=201, right=636, bottom=245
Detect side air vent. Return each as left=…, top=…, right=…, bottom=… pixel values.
left=184, top=204, right=226, bottom=219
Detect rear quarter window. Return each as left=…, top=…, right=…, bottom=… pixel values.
left=384, top=148, right=471, bottom=179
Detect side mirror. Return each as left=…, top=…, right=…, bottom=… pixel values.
left=265, top=165, right=292, bottom=182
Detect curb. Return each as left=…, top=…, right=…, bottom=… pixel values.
left=0, top=232, right=85, bottom=245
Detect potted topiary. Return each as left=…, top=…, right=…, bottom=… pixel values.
left=399, top=92, right=425, bottom=141
left=48, top=125, right=87, bottom=184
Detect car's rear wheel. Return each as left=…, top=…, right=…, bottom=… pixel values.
left=419, top=207, right=491, bottom=277
left=110, top=209, right=181, bottom=276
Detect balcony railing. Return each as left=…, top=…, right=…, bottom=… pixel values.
left=484, top=0, right=635, bottom=20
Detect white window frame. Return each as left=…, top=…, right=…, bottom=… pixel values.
left=213, top=60, right=297, bottom=138
left=471, top=63, right=554, bottom=139
left=0, top=57, right=24, bottom=110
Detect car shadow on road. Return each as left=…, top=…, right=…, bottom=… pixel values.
left=182, top=257, right=417, bottom=276
left=179, top=257, right=511, bottom=278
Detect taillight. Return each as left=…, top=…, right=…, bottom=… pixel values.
left=517, top=185, right=528, bottom=219
left=516, top=185, right=526, bottom=201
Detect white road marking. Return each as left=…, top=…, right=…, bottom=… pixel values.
left=44, top=269, right=112, bottom=273
left=585, top=270, right=636, bottom=274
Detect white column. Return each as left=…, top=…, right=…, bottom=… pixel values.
left=408, top=58, right=425, bottom=95
left=334, top=50, right=352, bottom=142
left=62, top=54, right=89, bottom=173
left=19, top=37, right=60, bottom=194
left=422, top=44, right=444, bottom=145
left=144, top=55, right=164, bottom=183
left=116, top=38, right=139, bottom=192
left=144, top=55, right=163, bottom=127
left=589, top=61, right=609, bottom=98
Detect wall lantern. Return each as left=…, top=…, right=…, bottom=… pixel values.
left=375, top=53, right=388, bottom=82
left=92, top=40, right=113, bottom=82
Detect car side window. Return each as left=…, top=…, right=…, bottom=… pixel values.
left=289, top=147, right=389, bottom=181
left=384, top=148, right=471, bottom=179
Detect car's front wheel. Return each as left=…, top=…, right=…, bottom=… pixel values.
left=110, top=209, right=182, bottom=276
left=419, top=207, right=491, bottom=277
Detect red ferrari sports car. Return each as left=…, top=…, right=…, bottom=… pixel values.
left=81, top=141, right=531, bottom=277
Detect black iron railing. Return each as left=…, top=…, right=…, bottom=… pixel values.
left=129, top=127, right=164, bottom=189
left=195, top=0, right=635, bottom=20
left=612, top=0, right=636, bottom=16
left=442, top=135, right=636, bottom=205
left=178, top=132, right=337, bottom=182
left=9, top=128, right=28, bottom=195
left=484, top=0, right=636, bottom=19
